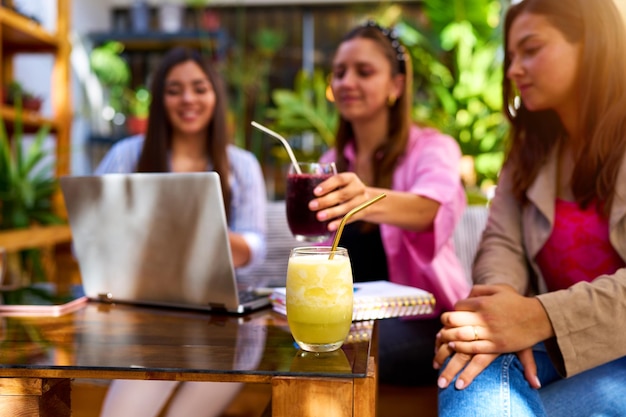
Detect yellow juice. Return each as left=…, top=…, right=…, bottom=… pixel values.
left=286, top=251, right=353, bottom=351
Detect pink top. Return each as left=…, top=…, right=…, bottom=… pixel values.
left=320, top=125, right=469, bottom=312
left=536, top=199, right=626, bottom=292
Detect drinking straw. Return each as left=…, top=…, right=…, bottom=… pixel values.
left=329, top=193, right=387, bottom=259
left=251, top=121, right=302, bottom=174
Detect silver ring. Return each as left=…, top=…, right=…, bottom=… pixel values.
left=473, top=326, right=479, bottom=341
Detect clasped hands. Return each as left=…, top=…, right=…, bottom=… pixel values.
left=433, top=284, right=553, bottom=390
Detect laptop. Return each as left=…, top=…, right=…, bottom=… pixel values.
left=60, top=172, right=270, bottom=314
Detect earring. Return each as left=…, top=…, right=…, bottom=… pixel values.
left=326, top=84, right=335, bottom=103
left=326, top=74, right=335, bottom=103
left=387, top=94, right=397, bottom=107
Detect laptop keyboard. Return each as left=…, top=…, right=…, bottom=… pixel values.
left=238, top=289, right=266, bottom=304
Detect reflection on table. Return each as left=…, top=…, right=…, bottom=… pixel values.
left=0, top=302, right=377, bottom=417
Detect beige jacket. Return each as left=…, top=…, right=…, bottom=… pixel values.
left=473, top=148, right=626, bottom=377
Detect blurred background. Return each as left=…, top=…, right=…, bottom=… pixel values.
left=10, top=0, right=515, bottom=203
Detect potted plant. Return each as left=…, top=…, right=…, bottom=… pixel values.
left=89, top=41, right=131, bottom=136
left=0, top=94, right=63, bottom=288
left=3, top=81, right=43, bottom=112
left=125, top=86, right=151, bottom=135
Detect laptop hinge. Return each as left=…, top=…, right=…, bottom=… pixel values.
left=97, top=293, right=115, bottom=303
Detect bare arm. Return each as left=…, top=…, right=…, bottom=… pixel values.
left=310, top=172, right=440, bottom=232
left=229, top=232, right=251, bottom=268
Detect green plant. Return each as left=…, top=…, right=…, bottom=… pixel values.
left=0, top=95, right=62, bottom=283
left=89, top=41, right=130, bottom=88
left=396, top=0, right=508, bottom=188
left=185, top=0, right=211, bottom=7
left=4, top=81, right=42, bottom=107
left=265, top=69, right=337, bottom=159
left=126, top=86, right=151, bottom=118
left=0, top=106, right=60, bottom=228
left=218, top=26, right=286, bottom=154
left=263, top=2, right=507, bottom=191
left=89, top=41, right=131, bottom=115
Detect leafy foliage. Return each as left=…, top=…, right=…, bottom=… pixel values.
left=266, top=70, right=337, bottom=153
left=399, top=0, right=508, bottom=186
left=218, top=27, right=286, bottom=154
left=89, top=41, right=144, bottom=118
left=0, top=101, right=60, bottom=230
left=89, top=41, right=130, bottom=88
left=263, top=69, right=338, bottom=164
left=126, top=86, right=151, bottom=118
left=0, top=96, right=62, bottom=284
left=265, top=1, right=508, bottom=189
left=4, top=80, right=42, bottom=105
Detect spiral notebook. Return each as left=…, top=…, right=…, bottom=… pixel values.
left=270, top=280, right=436, bottom=321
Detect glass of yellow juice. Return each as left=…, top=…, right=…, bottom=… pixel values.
left=286, top=246, right=353, bottom=352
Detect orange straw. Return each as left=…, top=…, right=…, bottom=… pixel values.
left=329, top=193, right=386, bottom=259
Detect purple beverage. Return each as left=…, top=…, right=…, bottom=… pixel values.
left=286, top=162, right=336, bottom=242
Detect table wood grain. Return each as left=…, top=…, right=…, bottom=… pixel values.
left=0, top=302, right=378, bottom=416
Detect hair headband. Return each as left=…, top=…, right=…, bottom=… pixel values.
left=364, top=20, right=407, bottom=74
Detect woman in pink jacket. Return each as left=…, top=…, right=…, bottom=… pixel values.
left=312, top=21, right=469, bottom=386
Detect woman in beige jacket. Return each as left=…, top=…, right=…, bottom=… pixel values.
left=434, top=0, right=626, bottom=415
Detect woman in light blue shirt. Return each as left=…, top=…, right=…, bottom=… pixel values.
left=97, top=46, right=266, bottom=417
left=95, top=48, right=266, bottom=271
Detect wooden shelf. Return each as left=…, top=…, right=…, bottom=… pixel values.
left=0, top=224, right=72, bottom=252
left=0, top=106, right=57, bottom=132
left=0, top=8, right=58, bottom=53
left=0, top=0, right=73, bottom=284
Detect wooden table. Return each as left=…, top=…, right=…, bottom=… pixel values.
left=0, top=302, right=378, bottom=417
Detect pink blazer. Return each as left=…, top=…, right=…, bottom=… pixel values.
left=320, top=125, right=469, bottom=313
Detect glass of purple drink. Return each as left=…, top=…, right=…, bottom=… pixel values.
left=286, top=162, right=337, bottom=242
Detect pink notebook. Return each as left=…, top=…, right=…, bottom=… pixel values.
left=0, top=284, right=88, bottom=317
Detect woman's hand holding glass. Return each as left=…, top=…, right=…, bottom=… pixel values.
left=310, top=171, right=440, bottom=233
left=309, top=172, right=375, bottom=232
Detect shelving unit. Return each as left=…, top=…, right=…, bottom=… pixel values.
left=0, top=0, right=71, bottom=175
left=0, top=0, right=75, bottom=284
left=0, top=7, right=57, bottom=51
left=0, top=0, right=71, bottom=176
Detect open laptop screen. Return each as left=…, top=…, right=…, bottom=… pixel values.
left=61, top=172, right=267, bottom=313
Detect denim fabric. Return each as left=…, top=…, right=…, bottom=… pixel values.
left=439, top=346, right=626, bottom=416
left=539, top=355, right=626, bottom=417
left=439, top=353, right=547, bottom=417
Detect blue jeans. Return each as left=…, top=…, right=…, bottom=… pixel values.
left=438, top=345, right=626, bottom=416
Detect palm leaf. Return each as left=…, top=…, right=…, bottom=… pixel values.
left=266, top=69, right=337, bottom=151
left=0, top=117, right=12, bottom=193
left=20, top=124, right=51, bottom=178
left=0, top=95, right=60, bottom=230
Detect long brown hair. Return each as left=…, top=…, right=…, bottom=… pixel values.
left=503, top=0, right=626, bottom=214
left=333, top=22, right=414, bottom=191
left=136, top=46, right=232, bottom=218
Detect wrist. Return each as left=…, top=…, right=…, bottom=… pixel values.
left=531, top=296, right=555, bottom=341
left=362, top=186, right=384, bottom=219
